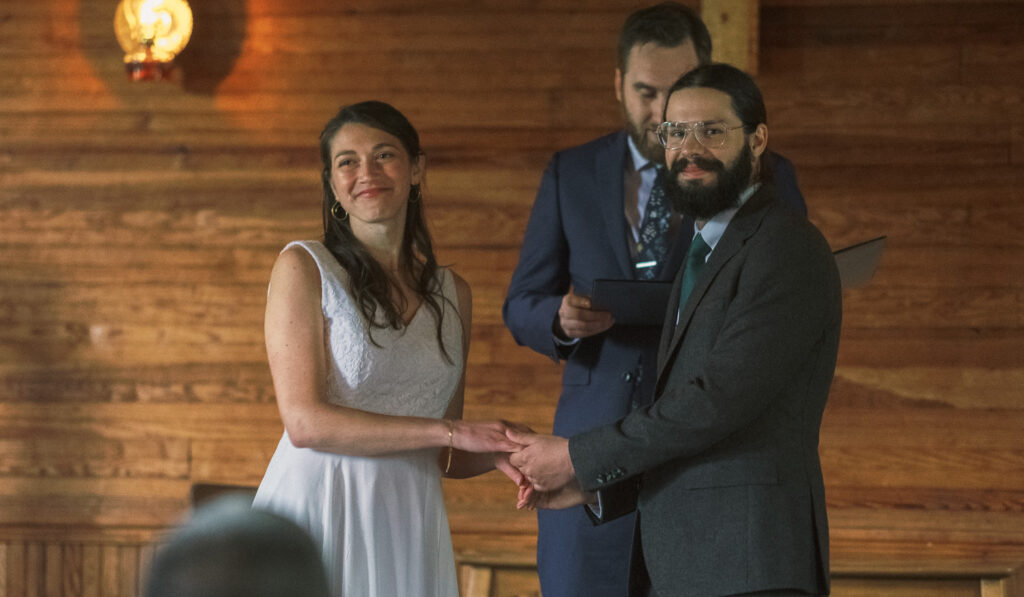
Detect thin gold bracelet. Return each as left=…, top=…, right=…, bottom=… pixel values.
left=444, top=419, right=454, bottom=474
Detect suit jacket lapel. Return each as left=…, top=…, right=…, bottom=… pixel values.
left=595, top=132, right=636, bottom=279
left=658, top=185, right=777, bottom=381
left=656, top=266, right=685, bottom=373
left=658, top=213, right=694, bottom=282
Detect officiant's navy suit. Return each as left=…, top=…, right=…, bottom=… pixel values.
left=503, top=129, right=807, bottom=597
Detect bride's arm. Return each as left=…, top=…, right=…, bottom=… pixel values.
left=439, top=272, right=527, bottom=481
left=265, top=247, right=518, bottom=457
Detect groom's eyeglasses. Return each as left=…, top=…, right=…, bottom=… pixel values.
left=657, top=121, right=745, bottom=150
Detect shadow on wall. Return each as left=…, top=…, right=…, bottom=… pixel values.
left=175, top=0, right=247, bottom=94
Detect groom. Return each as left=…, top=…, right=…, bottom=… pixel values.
left=508, top=63, right=841, bottom=597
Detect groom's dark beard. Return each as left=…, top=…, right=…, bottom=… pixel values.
left=663, top=143, right=754, bottom=220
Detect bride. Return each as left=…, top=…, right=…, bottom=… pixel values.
left=253, top=100, right=524, bottom=596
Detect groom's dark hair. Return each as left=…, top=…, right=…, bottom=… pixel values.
left=665, top=62, right=767, bottom=133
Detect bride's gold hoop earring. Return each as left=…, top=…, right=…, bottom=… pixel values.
left=331, top=201, right=349, bottom=221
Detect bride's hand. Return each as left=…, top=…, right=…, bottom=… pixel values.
left=494, top=452, right=529, bottom=487
left=517, top=479, right=592, bottom=511
left=451, top=420, right=521, bottom=454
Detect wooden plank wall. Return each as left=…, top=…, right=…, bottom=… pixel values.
left=1, top=0, right=1022, bottom=595
left=758, top=0, right=1024, bottom=570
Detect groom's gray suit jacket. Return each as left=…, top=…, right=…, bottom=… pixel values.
left=569, top=183, right=841, bottom=597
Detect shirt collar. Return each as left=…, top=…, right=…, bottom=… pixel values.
left=626, top=134, right=655, bottom=172
left=695, top=183, right=760, bottom=251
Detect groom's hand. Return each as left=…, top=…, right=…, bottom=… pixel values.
left=506, top=429, right=574, bottom=491
left=492, top=421, right=535, bottom=488
left=517, top=478, right=593, bottom=510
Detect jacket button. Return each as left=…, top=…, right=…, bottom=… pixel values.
left=623, top=372, right=633, bottom=382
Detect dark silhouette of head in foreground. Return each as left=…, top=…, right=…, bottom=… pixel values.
left=144, top=495, right=329, bottom=597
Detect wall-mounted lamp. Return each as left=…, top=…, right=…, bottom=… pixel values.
left=113, top=0, right=193, bottom=81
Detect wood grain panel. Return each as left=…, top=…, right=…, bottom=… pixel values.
left=80, top=545, right=100, bottom=597
left=832, top=366, right=1023, bottom=408
left=99, top=546, right=118, bottom=597
left=24, top=542, right=42, bottom=597
left=831, top=578, right=980, bottom=597
left=0, top=403, right=281, bottom=441
left=44, top=543, right=61, bottom=597
left=0, top=284, right=268, bottom=328
left=0, top=478, right=189, bottom=526
left=61, top=543, right=82, bottom=597
left=5, top=542, right=24, bottom=597
left=0, top=435, right=190, bottom=479
left=191, top=440, right=279, bottom=485
left=0, top=363, right=275, bottom=404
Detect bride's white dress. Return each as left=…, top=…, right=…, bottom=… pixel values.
left=253, top=240, right=462, bottom=597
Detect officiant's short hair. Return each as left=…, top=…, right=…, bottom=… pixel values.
left=144, top=495, right=329, bottom=597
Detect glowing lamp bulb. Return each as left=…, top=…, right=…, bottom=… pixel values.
left=113, top=0, right=193, bottom=81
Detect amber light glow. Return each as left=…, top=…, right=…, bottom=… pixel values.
left=113, top=0, right=193, bottom=81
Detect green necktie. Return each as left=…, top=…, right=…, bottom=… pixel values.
left=678, top=233, right=711, bottom=314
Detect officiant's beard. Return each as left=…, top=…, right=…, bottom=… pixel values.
left=663, top=144, right=754, bottom=221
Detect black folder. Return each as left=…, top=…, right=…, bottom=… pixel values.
left=833, top=235, right=887, bottom=289
left=589, top=279, right=673, bottom=326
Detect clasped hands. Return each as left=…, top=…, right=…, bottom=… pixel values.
left=462, top=419, right=593, bottom=510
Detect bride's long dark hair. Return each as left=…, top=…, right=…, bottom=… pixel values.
left=319, top=101, right=454, bottom=362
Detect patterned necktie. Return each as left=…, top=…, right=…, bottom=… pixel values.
left=678, top=233, right=711, bottom=314
left=635, top=167, right=671, bottom=280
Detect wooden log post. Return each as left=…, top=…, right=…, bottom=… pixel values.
left=702, top=0, right=760, bottom=74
